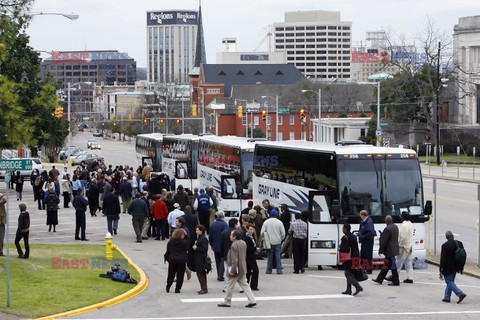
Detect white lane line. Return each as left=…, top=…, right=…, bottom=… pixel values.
left=181, top=294, right=352, bottom=303
left=414, top=281, right=480, bottom=289
left=307, top=275, right=345, bottom=279
left=71, top=310, right=480, bottom=320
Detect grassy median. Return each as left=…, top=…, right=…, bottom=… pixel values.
left=0, top=244, right=140, bottom=318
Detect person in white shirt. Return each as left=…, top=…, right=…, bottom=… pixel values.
left=397, top=211, right=414, bottom=283
left=260, top=209, right=285, bottom=274
left=167, top=203, right=185, bottom=234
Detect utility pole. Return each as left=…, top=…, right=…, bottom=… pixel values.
left=436, top=41, right=441, bottom=165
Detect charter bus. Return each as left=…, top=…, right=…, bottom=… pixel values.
left=135, top=133, right=164, bottom=171
left=198, top=136, right=257, bottom=216
left=162, top=134, right=200, bottom=192
left=252, top=141, right=431, bottom=268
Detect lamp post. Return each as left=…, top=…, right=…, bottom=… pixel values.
left=261, top=95, right=279, bottom=141
left=30, top=12, right=79, bottom=20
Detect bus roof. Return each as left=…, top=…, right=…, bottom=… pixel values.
left=255, top=140, right=416, bottom=155
left=199, top=135, right=257, bottom=151
left=136, top=133, right=164, bottom=141
left=162, top=134, right=200, bottom=142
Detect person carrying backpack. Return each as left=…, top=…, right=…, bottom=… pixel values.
left=439, top=230, right=467, bottom=304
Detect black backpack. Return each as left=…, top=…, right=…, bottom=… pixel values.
left=454, top=240, right=467, bottom=270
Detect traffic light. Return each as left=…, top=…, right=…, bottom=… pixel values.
left=159, top=119, right=165, bottom=126
left=237, top=105, right=243, bottom=119
left=192, top=103, right=197, bottom=117
left=300, top=108, right=305, bottom=120
left=262, top=110, right=266, bottom=121
left=176, top=119, right=182, bottom=125
left=143, top=118, right=149, bottom=126
left=54, top=107, right=64, bottom=118
left=425, top=134, right=430, bottom=142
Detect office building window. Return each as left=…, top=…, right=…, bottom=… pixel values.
left=289, top=132, right=295, bottom=140
left=278, top=115, right=283, bottom=125
left=242, top=116, right=246, bottom=125
left=289, top=116, right=295, bottom=125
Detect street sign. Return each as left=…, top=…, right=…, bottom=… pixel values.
left=0, top=159, right=33, bottom=171
left=380, top=121, right=388, bottom=127
left=279, top=108, right=290, bottom=114
left=376, top=130, right=382, bottom=136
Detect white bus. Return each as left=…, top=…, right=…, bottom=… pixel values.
left=198, top=136, right=257, bottom=216
left=252, top=141, right=431, bottom=267
left=162, top=134, right=200, bottom=192
left=135, top=133, right=164, bottom=171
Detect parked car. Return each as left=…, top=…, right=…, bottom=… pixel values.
left=70, top=152, right=104, bottom=166
left=0, top=157, right=44, bottom=179
left=59, top=146, right=82, bottom=161
left=87, top=139, right=97, bottom=149
left=90, top=141, right=101, bottom=150
left=93, top=131, right=104, bottom=137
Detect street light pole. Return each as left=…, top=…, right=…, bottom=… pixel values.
left=31, top=12, right=79, bottom=20
left=376, top=81, right=381, bottom=147
left=275, top=95, right=279, bottom=141
left=318, top=88, right=321, bottom=142
left=67, top=82, right=71, bottom=146
left=436, top=41, right=442, bottom=165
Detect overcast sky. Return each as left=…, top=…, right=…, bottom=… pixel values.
left=26, top=0, right=480, bottom=68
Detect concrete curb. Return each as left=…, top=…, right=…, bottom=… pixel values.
left=426, top=259, right=480, bottom=280
left=35, top=246, right=148, bottom=320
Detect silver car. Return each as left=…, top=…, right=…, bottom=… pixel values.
left=70, top=152, right=104, bottom=166
left=90, top=141, right=101, bottom=150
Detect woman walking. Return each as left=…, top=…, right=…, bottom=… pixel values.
left=339, top=223, right=363, bottom=296
left=45, top=187, right=60, bottom=232
left=193, top=224, right=209, bottom=294
left=14, top=171, right=24, bottom=201
left=245, top=223, right=259, bottom=291
left=165, top=228, right=190, bottom=293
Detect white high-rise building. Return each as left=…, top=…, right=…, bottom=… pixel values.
left=146, top=10, right=199, bottom=83
left=273, top=10, right=352, bottom=80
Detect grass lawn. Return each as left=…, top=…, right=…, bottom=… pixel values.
left=0, top=244, right=140, bottom=318
left=418, top=153, right=479, bottom=165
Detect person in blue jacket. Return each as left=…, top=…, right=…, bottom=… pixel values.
left=358, top=210, right=376, bottom=274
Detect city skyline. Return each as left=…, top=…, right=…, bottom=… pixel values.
left=27, top=0, right=480, bottom=68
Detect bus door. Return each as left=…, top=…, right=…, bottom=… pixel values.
left=175, top=161, right=192, bottom=191
left=142, top=157, right=154, bottom=169
left=221, top=175, right=242, bottom=216
left=307, top=190, right=339, bottom=267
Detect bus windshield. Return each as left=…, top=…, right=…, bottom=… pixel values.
left=338, top=158, right=423, bottom=217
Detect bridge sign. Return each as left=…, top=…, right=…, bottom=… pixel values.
left=0, top=159, right=33, bottom=171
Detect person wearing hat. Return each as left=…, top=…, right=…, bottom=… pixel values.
left=260, top=209, right=285, bottom=274
left=167, top=203, right=185, bottom=235
left=193, top=188, right=213, bottom=233
left=0, top=193, right=6, bottom=256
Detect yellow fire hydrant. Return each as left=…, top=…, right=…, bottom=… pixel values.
left=105, top=232, right=117, bottom=260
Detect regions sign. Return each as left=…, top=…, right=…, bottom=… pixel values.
left=147, top=11, right=198, bottom=26
left=0, top=159, right=32, bottom=171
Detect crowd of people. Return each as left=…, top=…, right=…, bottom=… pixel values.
left=0, top=161, right=469, bottom=306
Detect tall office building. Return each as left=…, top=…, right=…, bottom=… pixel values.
left=273, top=10, right=352, bottom=80
left=146, top=8, right=206, bottom=84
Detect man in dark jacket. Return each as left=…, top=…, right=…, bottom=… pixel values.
left=358, top=210, right=376, bottom=274
left=280, top=204, right=293, bottom=258
left=149, top=175, right=162, bottom=196
left=15, top=203, right=30, bottom=258
left=373, top=215, right=399, bottom=285
left=87, top=178, right=99, bottom=217
left=440, top=231, right=467, bottom=303
left=183, top=205, right=199, bottom=243
left=209, top=211, right=229, bottom=281
left=119, top=177, right=133, bottom=214
left=72, top=189, right=89, bottom=241
left=173, top=185, right=190, bottom=210
left=128, top=193, right=150, bottom=243
left=103, top=190, right=121, bottom=235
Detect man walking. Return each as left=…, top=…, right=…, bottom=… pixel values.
left=15, top=203, right=30, bottom=258
left=358, top=210, right=376, bottom=274
left=72, top=189, right=89, bottom=241
left=209, top=211, right=229, bottom=281
left=397, top=212, right=414, bottom=283
left=440, top=231, right=467, bottom=303
left=288, top=213, right=308, bottom=274
left=193, top=188, right=213, bottom=233
left=218, top=229, right=257, bottom=308
left=0, top=193, right=6, bottom=256
left=373, top=215, right=399, bottom=286
left=103, top=189, right=121, bottom=235
left=128, top=193, right=150, bottom=243
left=260, top=209, right=285, bottom=274
left=119, top=177, right=133, bottom=214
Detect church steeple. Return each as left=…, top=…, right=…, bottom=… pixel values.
left=194, top=0, right=206, bottom=67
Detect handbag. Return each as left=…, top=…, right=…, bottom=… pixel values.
left=355, top=269, right=368, bottom=282
left=338, top=236, right=351, bottom=262
left=203, top=256, right=212, bottom=273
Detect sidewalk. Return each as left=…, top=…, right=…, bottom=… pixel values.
left=427, top=253, right=480, bottom=280
left=421, top=163, right=480, bottom=183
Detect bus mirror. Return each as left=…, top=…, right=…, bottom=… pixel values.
left=424, top=200, right=432, bottom=215
left=331, top=199, right=340, bottom=219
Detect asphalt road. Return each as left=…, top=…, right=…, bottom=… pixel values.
left=2, top=133, right=480, bottom=319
